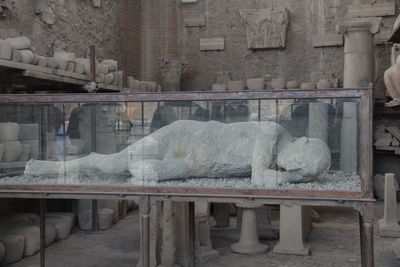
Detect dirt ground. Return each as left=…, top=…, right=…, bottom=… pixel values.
left=7, top=203, right=400, bottom=267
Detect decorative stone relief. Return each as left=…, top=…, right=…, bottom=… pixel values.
left=240, top=8, right=289, bottom=49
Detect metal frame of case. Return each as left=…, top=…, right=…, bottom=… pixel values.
left=0, top=88, right=375, bottom=267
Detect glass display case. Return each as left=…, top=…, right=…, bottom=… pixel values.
left=0, top=89, right=373, bottom=199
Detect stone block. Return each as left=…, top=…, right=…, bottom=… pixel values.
left=19, top=50, right=35, bottom=64
left=98, top=208, right=114, bottom=230
left=184, top=16, right=206, bottom=27
left=0, top=234, right=24, bottom=264
left=21, top=140, right=39, bottom=159
left=0, top=122, right=19, bottom=141
left=378, top=174, right=400, bottom=237
left=8, top=226, right=40, bottom=256
left=312, top=33, right=343, bottom=47
left=348, top=2, right=395, bottom=18
left=36, top=56, right=48, bottom=67
left=101, top=59, right=118, bottom=71
left=18, top=144, right=31, bottom=161
left=98, top=200, right=119, bottom=224
left=0, top=141, right=22, bottom=162
left=200, top=38, right=225, bottom=51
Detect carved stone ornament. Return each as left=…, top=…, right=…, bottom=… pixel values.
left=240, top=8, right=289, bottom=49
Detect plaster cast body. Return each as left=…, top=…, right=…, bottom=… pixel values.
left=24, top=120, right=331, bottom=188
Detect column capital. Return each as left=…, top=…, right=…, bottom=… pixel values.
left=337, top=17, right=382, bottom=35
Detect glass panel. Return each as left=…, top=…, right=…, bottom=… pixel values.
left=0, top=97, right=361, bottom=192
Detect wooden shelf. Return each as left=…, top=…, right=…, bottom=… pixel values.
left=0, top=59, right=123, bottom=93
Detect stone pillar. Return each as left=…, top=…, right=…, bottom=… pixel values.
left=308, top=103, right=329, bottom=143
left=173, top=202, right=192, bottom=267
left=194, top=202, right=219, bottom=263
left=273, top=205, right=311, bottom=256
left=231, top=203, right=268, bottom=254
left=158, top=201, right=180, bottom=267
left=378, top=173, right=400, bottom=237
left=338, top=17, right=382, bottom=172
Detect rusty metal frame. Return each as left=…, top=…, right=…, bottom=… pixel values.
left=0, top=88, right=373, bottom=201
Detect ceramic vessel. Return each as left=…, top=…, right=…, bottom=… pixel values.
left=272, top=78, right=286, bottom=89
left=0, top=122, right=19, bottom=141
left=246, top=78, right=265, bottom=90
left=0, top=141, right=22, bottom=162
left=286, top=80, right=300, bottom=89
left=317, top=79, right=332, bottom=89
left=227, top=81, right=245, bottom=91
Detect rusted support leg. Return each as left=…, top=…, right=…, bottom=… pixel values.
left=139, top=197, right=151, bottom=267
left=359, top=213, right=374, bottom=267
left=40, top=199, right=46, bottom=267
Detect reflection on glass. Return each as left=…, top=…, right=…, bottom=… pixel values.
left=0, top=98, right=361, bottom=192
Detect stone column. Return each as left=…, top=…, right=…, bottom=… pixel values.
left=273, top=205, right=311, bottom=256
left=158, top=201, right=180, bottom=267
left=378, top=173, right=400, bottom=237
left=338, top=17, right=382, bottom=172
left=194, top=202, right=219, bottom=263
left=308, top=103, right=329, bottom=143
left=230, top=203, right=268, bottom=254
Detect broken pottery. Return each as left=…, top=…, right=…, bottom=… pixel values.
left=46, top=213, right=75, bottom=240
left=104, top=73, right=114, bottom=84
left=66, top=62, right=75, bottom=72
left=246, top=78, right=265, bottom=90
left=8, top=226, right=40, bottom=256
left=18, top=144, right=31, bottom=161
left=54, top=51, right=76, bottom=63
left=272, top=77, right=286, bottom=89
left=286, top=80, right=300, bottom=89
left=36, top=56, right=48, bottom=67
left=11, top=49, right=21, bottom=62
left=300, top=82, right=316, bottom=90
left=19, top=50, right=35, bottom=64
left=0, top=40, right=12, bottom=60
left=98, top=208, right=114, bottom=230
left=0, top=234, right=24, bottom=264
left=96, top=73, right=105, bottom=83
left=227, top=81, right=245, bottom=91
left=5, top=37, right=31, bottom=50
left=0, top=122, right=19, bottom=141
left=211, top=84, right=227, bottom=91
left=317, top=79, right=332, bottom=89
left=55, top=58, right=68, bottom=71
left=101, top=59, right=118, bottom=71
left=127, top=76, right=135, bottom=89
left=47, top=57, right=59, bottom=69
left=0, top=141, right=22, bottom=162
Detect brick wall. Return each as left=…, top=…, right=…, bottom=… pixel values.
left=118, top=0, right=141, bottom=79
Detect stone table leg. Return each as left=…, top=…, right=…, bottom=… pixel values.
left=158, top=201, right=180, bottom=267
left=231, top=203, right=268, bottom=254
left=138, top=197, right=151, bottom=267
left=273, top=205, right=311, bottom=256
left=360, top=213, right=374, bottom=267
left=378, top=173, right=400, bottom=237
left=194, top=202, right=219, bottom=263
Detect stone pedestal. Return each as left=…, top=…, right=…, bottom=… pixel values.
left=237, top=205, right=278, bottom=240
left=231, top=203, right=268, bottom=254
left=378, top=173, right=400, bottom=237
left=194, top=202, right=219, bottom=263
left=338, top=17, right=382, bottom=172
left=157, top=201, right=180, bottom=267
left=273, top=205, right=312, bottom=256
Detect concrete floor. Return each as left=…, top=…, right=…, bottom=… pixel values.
left=7, top=203, right=400, bottom=267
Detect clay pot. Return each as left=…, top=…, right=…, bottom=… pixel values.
left=212, top=84, right=227, bottom=92
left=0, top=122, right=19, bottom=141
left=300, top=82, right=316, bottom=90
left=246, top=78, right=265, bottom=90
left=286, top=80, right=300, bottom=89
left=227, top=81, right=245, bottom=91
left=317, top=79, right=332, bottom=89
left=99, top=208, right=114, bottom=230
left=1, top=141, right=22, bottom=162
left=18, top=144, right=31, bottom=161
left=272, top=78, right=286, bottom=89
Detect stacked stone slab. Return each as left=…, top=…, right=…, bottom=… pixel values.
left=0, top=122, right=22, bottom=162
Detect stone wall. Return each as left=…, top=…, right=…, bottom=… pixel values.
left=0, top=0, right=141, bottom=77
left=141, top=0, right=399, bottom=98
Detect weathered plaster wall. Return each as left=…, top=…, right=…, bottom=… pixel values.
left=141, top=0, right=398, bottom=98
left=0, top=0, right=141, bottom=77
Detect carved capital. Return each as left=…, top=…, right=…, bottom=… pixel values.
left=337, top=17, right=382, bottom=35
